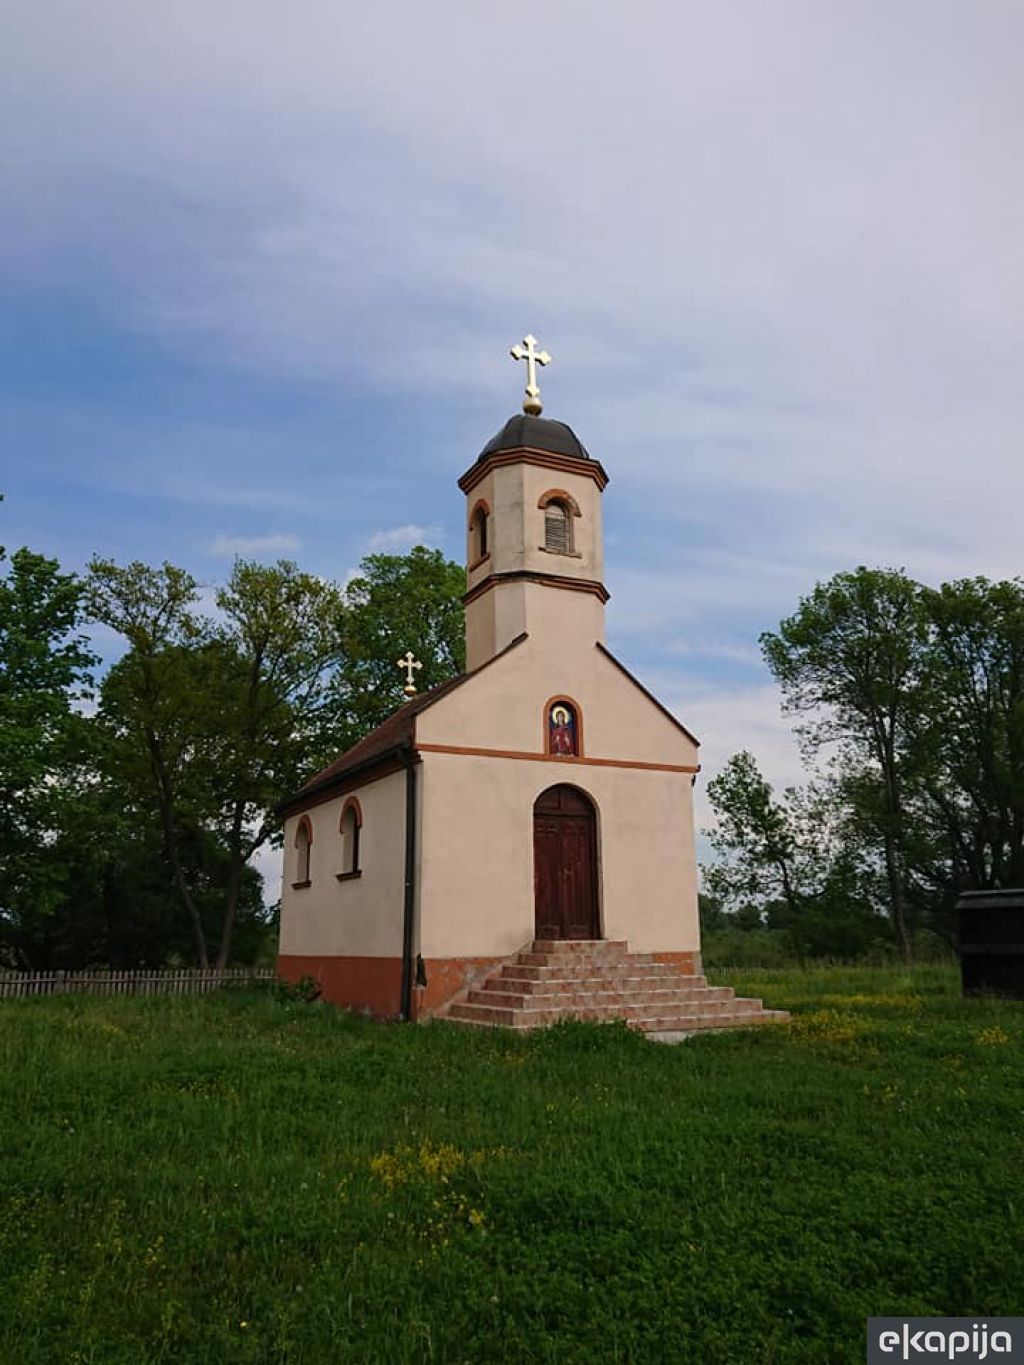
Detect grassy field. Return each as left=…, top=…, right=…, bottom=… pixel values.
left=1, top=966, right=1022, bottom=1364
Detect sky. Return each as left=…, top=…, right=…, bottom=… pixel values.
left=3, top=1, right=1023, bottom=891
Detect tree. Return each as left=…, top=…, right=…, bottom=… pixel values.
left=84, top=546, right=465, bottom=968
left=89, top=557, right=348, bottom=968
left=0, top=545, right=96, bottom=964
left=704, top=751, right=806, bottom=926
left=87, top=559, right=216, bottom=966
left=705, top=751, right=887, bottom=962
left=915, top=577, right=1024, bottom=892
left=760, top=567, right=926, bottom=960
left=207, top=559, right=345, bottom=967
left=333, top=546, right=465, bottom=744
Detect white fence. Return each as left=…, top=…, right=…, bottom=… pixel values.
left=0, top=967, right=276, bottom=999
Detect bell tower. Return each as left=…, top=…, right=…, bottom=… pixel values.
left=458, top=337, right=610, bottom=672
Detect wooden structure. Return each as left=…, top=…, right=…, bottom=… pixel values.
left=957, top=888, right=1024, bottom=999
left=0, top=967, right=274, bottom=1000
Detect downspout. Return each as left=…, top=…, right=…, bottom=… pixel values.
left=400, top=743, right=418, bottom=1021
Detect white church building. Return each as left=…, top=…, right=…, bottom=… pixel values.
left=277, top=341, right=782, bottom=1033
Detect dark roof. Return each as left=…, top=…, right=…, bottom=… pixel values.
left=282, top=633, right=530, bottom=812
left=294, top=675, right=465, bottom=797
left=479, top=415, right=591, bottom=462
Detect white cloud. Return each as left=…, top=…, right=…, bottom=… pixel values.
left=249, top=842, right=283, bottom=909
left=5, top=0, right=1024, bottom=852
left=366, top=525, right=440, bottom=552
left=657, top=670, right=808, bottom=863
left=210, top=533, right=300, bottom=556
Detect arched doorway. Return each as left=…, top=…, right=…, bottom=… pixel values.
left=533, top=785, right=600, bottom=940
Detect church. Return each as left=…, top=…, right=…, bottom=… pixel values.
left=277, top=339, right=782, bottom=1033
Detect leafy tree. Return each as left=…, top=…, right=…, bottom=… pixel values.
left=0, top=544, right=96, bottom=964
left=207, top=558, right=345, bottom=967
left=697, top=892, right=729, bottom=935
left=760, top=567, right=926, bottom=960
left=89, top=557, right=348, bottom=968
left=87, top=560, right=215, bottom=966
left=4, top=538, right=465, bottom=971
left=915, top=577, right=1024, bottom=892
left=333, top=546, right=465, bottom=744
left=705, top=750, right=885, bottom=963
left=705, top=751, right=806, bottom=925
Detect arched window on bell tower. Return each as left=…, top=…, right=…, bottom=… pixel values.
left=459, top=418, right=609, bottom=671
left=544, top=500, right=570, bottom=553
left=469, top=499, right=490, bottom=567
left=538, top=489, right=581, bottom=557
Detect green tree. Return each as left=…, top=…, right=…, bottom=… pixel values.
left=87, top=559, right=216, bottom=966
left=705, top=751, right=806, bottom=926
left=207, top=559, right=345, bottom=967
left=89, top=557, right=347, bottom=968
left=760, top=567, right=926, bottom=960
left=0, top=544, right=96, bottom=964
left=84, top=546, right=465, bottom=968
left=705, top=751, right=885, bottom=963
left=333, top=546, right=465, bottom=744
left=915, top=577, right=1024, bottom=892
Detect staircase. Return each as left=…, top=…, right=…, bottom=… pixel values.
left=441, top=940, right=788, bottom=1034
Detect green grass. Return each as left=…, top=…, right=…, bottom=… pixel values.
left=1, top=967, right=1022, bottom=1364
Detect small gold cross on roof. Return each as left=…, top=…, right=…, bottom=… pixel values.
left=510, top=334, right=551, bottom=415
left=396, top=650, right=423, bottom=697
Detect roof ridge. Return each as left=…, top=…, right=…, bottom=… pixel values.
left=595, top=642, right=700, bottom=747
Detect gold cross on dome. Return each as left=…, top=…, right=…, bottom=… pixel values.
left=510, top=334, right=551, bottom=415
left=396, top=650, right=423, bottom=697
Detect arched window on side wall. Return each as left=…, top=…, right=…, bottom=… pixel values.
left=293, top=817, right=312, bottom=888
left=546, top=698, right=581, bottom=757
left=469, top=500, right=490, bottom=565
left=338, top=797, right=363, bottom=879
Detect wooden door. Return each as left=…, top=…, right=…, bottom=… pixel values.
left=533, top=785, right=599, bottom=940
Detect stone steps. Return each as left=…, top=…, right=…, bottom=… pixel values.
left=448, top=1004, right=789, bottom=1032
left=501, top=961, right=683, bottom=981
left=472, top=983, right=736, bottom=1008
left=494, top=966, right=709, bottom=988
left=440, top=939, right=788, bottom=1034
left=453, top=998, right=757, bottom=1025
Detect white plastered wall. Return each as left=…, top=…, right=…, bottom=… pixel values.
left=418, top=612, right=696, bottom=767
left=279, top=769, right=406, bottom=958
left=464, top=462, right=603, bottom=588
left=464, top=461, right=606, bottom=670
left=416, top=751, right=698, bottom=958
left=414, top=634, right=699, bottom=958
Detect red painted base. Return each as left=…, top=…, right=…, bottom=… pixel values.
left=412, top=956, right=507, bottom=1019
left=277, top=954, right=403, bottom=1018
left=276, top=949, right=701, bottom=1020
left=276, top=953, right=507, bottom=1020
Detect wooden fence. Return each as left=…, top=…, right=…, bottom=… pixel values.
left=0, top=967, right=276, bottom=1000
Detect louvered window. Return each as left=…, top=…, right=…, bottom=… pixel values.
left=544, top=501, right=570, bottom=554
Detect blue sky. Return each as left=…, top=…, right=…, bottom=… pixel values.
left=4, top=0, right=1024, bottom=888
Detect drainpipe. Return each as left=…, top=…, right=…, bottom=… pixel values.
left=399, top=744, right=418, bottom=1021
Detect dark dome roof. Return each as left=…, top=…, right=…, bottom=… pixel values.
left=478, top=415, right=591, bottom=462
